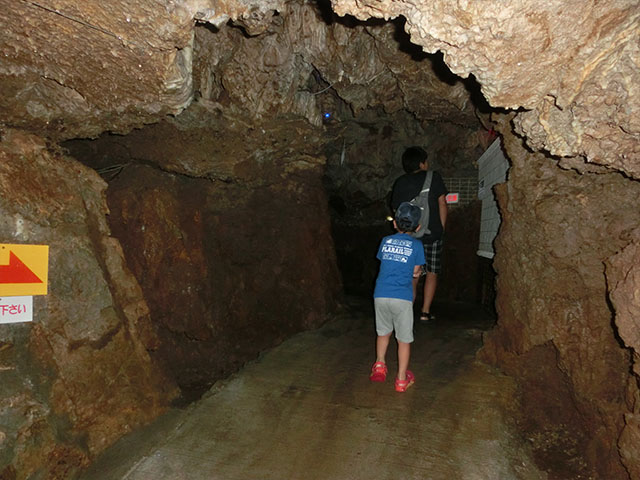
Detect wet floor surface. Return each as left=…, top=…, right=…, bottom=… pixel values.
left=80, top=299, right=547, bottom=480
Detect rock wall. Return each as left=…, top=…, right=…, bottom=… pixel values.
left=2, top=0, right=639, bottom=477
left=479, top=125, right=640, bottom=478
left=64, top=106, right=344, bottom=399
left=0, top=0, right=197, bottom=139
left=192, top=1, right=482, bottom=129
left=328, top=0, right=640, bottom=476
left=607, top=228, right=640, bottom=479
left=332, top=0, right=640, bottom=178
left=0, top=131, right=177, bottom=479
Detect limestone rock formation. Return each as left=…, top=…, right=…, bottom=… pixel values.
left=1, top=0, right=639, bottom=478
left=191, top=1, right=482, bottom=134
left=607, top=229, right=640, bottom=480
left=1, top=1, right=482, bottom=140
left=0, top=0, right=195, bottom=139
left=64, top=106, right=344, bottom=396
left=478, top=123, right=640, bottom=478
left=332, top=0, right=640, bottom=178
left=0, top=130, right=177, bottom=478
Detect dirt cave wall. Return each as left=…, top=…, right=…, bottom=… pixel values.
left=478, top=122, right=640, bottom=479
left=0, top=130, right=179, bottom=479
left=64, top=108, right=344, bottom=399
left=0, top=0, right=639, bottom=478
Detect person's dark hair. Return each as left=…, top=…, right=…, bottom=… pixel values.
left=396, top=217, right=415, bottom=233
left=401, top=146, right=428, bottom=173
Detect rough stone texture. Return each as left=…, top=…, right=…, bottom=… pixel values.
left=0, top=0, right=486, bottom=141
left=478, top=124, right=640, bottom=478
left=0, top=130, right=177, bottom=479
left=1, top=0, right=640, bottom=477
left=192, top=1, right=485, bottom=131
left=0, top=0, right=197, bottom=139
left=606, top=228, right=640, bottom=377
left=606, top=228, right=640, bottom=479
left=332, top=0, right=640, bottom=178
left=64, top=106, right=344, bottom=399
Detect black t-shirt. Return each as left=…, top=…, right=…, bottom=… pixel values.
left=391, top=170, right=448, bottom=243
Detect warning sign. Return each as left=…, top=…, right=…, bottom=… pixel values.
left=0, top=244, right=49, bottom=296
left=0, top=296, right=33, bottom=323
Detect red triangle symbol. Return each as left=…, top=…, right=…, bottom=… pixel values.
left=0, top=251, right=43, bottom=284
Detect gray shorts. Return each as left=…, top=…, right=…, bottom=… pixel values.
left=374, top=297, right=414, bottom=344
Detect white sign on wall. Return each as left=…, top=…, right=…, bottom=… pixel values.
left=0, top=296, right=33, bottom=323
left=477, top=139, right=509, bottom=259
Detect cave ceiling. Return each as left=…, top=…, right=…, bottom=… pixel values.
left=1, top=0, right=638, bottom=180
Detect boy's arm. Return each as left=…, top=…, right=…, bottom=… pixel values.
left=413, top=265, right=422, bottom=278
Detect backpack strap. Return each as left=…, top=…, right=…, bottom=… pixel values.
left=410, top=171, right=433, bottom=238
left=419, top=171, right=433, bottom=197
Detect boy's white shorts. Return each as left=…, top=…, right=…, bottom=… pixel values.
left=374, top=297, right=414, bottom=343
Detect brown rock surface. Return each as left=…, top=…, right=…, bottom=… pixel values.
left=0, top=0, right=196, bottom=139
left=0, top=130, right=177, bottom=478
left=606, top=229, right=640, bottom=479
left=64, top=109, right=344, bottom=398
left=192, top=1, right=481, bottom=128
left=478, top=125, right=640, bottom=478
left=1, top=1, right=483, bottom=140
left=332, top=0, right=640, bottom=178
left=1, top=0, right=639, bottom=477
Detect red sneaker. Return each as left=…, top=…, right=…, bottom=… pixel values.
left=395, top=370, right=415, bottom=392
left=369, top=361, right=387, bottom=382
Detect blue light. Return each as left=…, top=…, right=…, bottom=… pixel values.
left=323, top=112, right=331, bottom=119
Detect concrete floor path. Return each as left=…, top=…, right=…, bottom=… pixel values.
left=80, top=299, right=547, bottom=480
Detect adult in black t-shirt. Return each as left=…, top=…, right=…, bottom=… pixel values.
left=390, top=146, right=448, bottom=322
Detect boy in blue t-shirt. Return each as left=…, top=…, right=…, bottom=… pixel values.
left=370, top=202, right=426, bottom=392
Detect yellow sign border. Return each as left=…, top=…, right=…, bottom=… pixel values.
left=0, top=244, right=49, bottom=296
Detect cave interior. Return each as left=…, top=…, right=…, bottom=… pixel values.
left=1, top=0, right=639, bottom=479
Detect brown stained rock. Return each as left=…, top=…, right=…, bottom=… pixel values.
left=0, top=0, right=195, bottom=140
left=193, top=2, right=480, bottom=128
left=504, top=342, right=592, bottom=478
left=619, top=410, right=640, bottom=480
left=332, top=0, right=640, bottom=178
left=1, top=0, right=482, bottom=142
left=63, top=103, right=326, bottom=182
left=606, top=229, right=640, bottom=477
left=607, top=229, right=640, bottom=376
left=1, top=0, right=637, bottom=172
left=0, top=130, right=177, bottom=478
left=72, top=115, right=344, bottom=398
left=478, top=126, right=640, bottom=478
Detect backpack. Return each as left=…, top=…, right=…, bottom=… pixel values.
left=408, top=170, right=433, bottom=239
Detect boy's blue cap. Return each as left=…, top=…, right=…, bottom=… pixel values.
left=395, top=202, right=421, bottom=231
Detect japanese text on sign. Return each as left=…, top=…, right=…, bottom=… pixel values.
left=0, top=296, right=33, bottom=323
